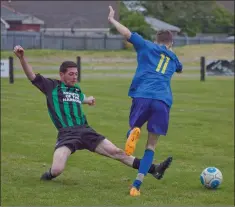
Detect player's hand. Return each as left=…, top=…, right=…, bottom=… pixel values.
left=108, top=6, right=115, bottom=22
left=13, top=45, right=24, bottom=59
left=87, top=96, right=96, bottom=106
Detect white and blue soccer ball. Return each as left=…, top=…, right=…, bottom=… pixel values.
left=200, top=167, right=223, bottom=189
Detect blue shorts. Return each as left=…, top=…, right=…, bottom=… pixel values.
left=129, top=98, right=170, bottom=136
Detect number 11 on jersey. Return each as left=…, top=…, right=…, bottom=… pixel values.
left=156, top=54, right=170, bottom=74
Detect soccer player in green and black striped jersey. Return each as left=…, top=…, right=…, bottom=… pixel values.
left=14, top=45, right=171, bottom=186
left=34, top=69, right=88, bottom=130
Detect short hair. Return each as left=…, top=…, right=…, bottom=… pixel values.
left=59, top=61, right=77, bottom=73
left=156, top=30, right=173, bottom=45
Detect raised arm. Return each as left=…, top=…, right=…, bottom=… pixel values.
left=108, top=6, right=145, bottom=51
left=108, top=6, right=131, bottom=39
left=13, top=45, right=36, bottom=81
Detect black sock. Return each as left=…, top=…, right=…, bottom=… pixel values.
left=48, top=168, right=57, bottom=179
left=132, top=158, right=155, bottom=174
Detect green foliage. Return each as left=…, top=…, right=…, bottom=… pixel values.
left=141, top=1, right=215, bottom=36
left=140, top=0, right=234, bottom=36
left=120, top=12, right=154, bottom=39
left=202, top=5, right=235, bottom=34
left=110, top=1, right=154, bottom=39
left=110, top=1, right=234, bottom=37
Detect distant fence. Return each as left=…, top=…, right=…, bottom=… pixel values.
left=1, top=31, right=124, bottom=50
left=173, top=36, right=234, bottom=47
left=1, top=31, right=234, bottom=51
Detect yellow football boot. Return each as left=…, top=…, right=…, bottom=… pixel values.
left=125, top=127, right=141, bottom=156
left=129, top=187, right=141, bottom=196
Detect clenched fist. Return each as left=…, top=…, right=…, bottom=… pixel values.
left=87, top=96, right=96, bottom=106
left=13, top=45, right=24, bottom=59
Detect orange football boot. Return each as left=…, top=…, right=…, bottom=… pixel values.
left=129, top=187, right=141, bottom=196
left=125, top=127, right=141, bottom=156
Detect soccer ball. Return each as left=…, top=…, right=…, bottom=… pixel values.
left=200, top=167, right=223, bottom=189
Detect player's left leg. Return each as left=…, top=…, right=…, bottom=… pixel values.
left=147, top=100, right=172, bottom=180
left=94, top=138, right=159, bottom=174
left=82, top=125, right=170, bottom=184
left=81, top=126, right=160, bottom=174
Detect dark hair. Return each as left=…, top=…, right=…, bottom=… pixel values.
left=156, top=30, right=173, bottom=45
left=59, top=61, right=77, bottom=73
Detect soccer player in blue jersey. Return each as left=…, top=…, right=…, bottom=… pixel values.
left=108, top=6, right=183, bottom=196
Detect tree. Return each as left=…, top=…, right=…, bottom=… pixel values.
left=111, top=1, right=234, bottom=37
left=140, top=1, right=217, bottom=36
left=110, top=1, right=154, bottom=39
left=202, top=5, right=234, bottom=34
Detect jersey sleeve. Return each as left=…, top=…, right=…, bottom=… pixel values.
left=79, top=92, right=85, bottom=103
left=127, top=32, right=146, bottom=51
left=74, top=83, right=86, bottom=102
left=175, top=59, right=183, bottom=73
left=31, top=74, right=58, bottom=95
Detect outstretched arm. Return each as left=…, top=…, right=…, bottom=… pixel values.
left=108, top=6, right=131, bottom=39
left=13, top=45, right=36, bottom=81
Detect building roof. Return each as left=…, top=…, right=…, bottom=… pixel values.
left=1, top=18, right=10, bottom=29
left=217, top=1, right=234, bottom=13
left=1, top=1, right=119, bottom=29
left=145, top=16, right=181, bottom=32
left=1, top=4, right=44, bottom=25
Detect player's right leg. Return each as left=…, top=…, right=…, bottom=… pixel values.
left=40, top=146, right=71, bottom=180
left=125, top=98, right=151, bottom=156
left=130, top=100, right=172, bottom=196
left=40, top=129, right=75, bottom=181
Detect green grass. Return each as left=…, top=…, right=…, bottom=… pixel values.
left=2, top=44, right=234, bottom=61
left=15, top=61, right=140, bottom=67
left=13, top=68, right=200, bottom=76
left=1, top=49, right=137, bottom=58
left=1, top=76, right=234, bottom=206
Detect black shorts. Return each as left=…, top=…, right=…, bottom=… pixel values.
left=55, top=125, right=105, bottom=153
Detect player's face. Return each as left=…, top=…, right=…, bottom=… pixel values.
left=60, top=67, right=78, bottom=86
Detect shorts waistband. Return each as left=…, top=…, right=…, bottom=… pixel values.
left=58, top=125, right=88, bottom=133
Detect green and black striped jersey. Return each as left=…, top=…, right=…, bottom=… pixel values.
left=32, top=74, right=87, bottom=130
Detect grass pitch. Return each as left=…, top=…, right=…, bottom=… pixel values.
left=1, top=75, right=234, bottom=206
